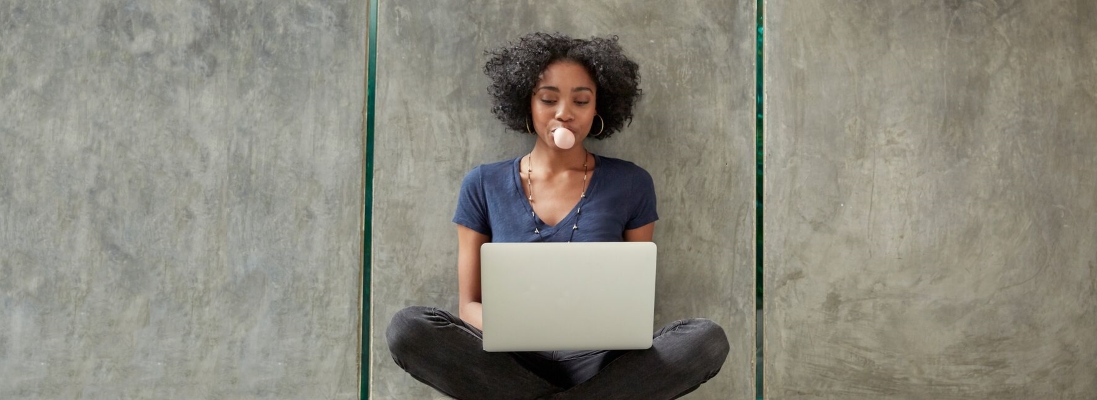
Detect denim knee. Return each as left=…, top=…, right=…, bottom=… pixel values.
left=665, top=318, right=729, bottom=379
left=386, top=306, right=433, bottom=366
left=689, top=319, right=730, bottom=376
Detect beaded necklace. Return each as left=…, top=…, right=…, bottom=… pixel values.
left=524, top=152, right=591, bottom=242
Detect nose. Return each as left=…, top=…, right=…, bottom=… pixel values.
left=554, top=103, right=574, bottom=122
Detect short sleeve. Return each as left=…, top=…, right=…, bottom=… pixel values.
left=453, top=166, right=491, bottom=236
left=626, top=168, right=659, bottom=230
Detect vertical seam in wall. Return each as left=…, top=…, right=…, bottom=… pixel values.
left=756, top=0, right=764, bottom=399
left=362, top=0, right=378, bottom=398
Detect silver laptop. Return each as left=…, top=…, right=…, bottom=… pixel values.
left=480, top=242, right=657, bottom=352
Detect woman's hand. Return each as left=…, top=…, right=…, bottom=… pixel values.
left=457, top=225, right=490, bottom=330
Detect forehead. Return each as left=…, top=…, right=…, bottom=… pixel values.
left=537, top=61, right=596, bottom=88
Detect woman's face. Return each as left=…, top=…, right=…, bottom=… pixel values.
left=529, top=60, right=598, bottom=148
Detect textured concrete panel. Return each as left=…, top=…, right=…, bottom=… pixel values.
left=764, top=1, right=1097, bottom=399
left=371, top=1, right=756, bottom=398
left=0, top=2, right=365, bottom=399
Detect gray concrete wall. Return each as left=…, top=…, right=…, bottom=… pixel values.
left=0, top=2, right=365, bottom=399
left=370, top=1, right=756, bottom=398
left=764, top=0, right=1097, bottom=399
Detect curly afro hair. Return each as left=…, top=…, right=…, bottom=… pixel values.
left=483, top=32, right=642, bottom=140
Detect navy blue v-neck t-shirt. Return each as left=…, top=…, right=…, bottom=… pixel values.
left=453, top=154, right=658, bottom=242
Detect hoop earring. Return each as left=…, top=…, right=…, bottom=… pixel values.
left=526, top=117, right=533, bottom=135
left=591, top=114, right=606, bottom=138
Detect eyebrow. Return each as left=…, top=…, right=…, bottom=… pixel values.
left=533, top=86, right=594, bottom=93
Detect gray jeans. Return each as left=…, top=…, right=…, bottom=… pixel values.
left=386, top=306, right=730, bottom=400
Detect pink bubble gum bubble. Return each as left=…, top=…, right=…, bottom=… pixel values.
left=552, top=128, right=575, bottom=149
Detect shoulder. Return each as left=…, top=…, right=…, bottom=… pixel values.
left=597, top=155, right=645, bottom=171
left=461, top=157, right=518, bottom=182
left=473, top=157, right=518, bottom=176
left=597, top=155, right=654, bottom=182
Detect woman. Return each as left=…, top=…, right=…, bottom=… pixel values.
left=387, top=32, right=729, bottom=400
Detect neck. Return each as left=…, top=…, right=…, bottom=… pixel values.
left=530, top=142, right=589, bottom=173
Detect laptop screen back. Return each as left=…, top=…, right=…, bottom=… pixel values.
left=480, top=242, right=657, bottom=352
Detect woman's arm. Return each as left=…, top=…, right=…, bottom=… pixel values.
left=457, top=225, right=490, bottom=330
left=623, top=222, right=655, bottom=242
